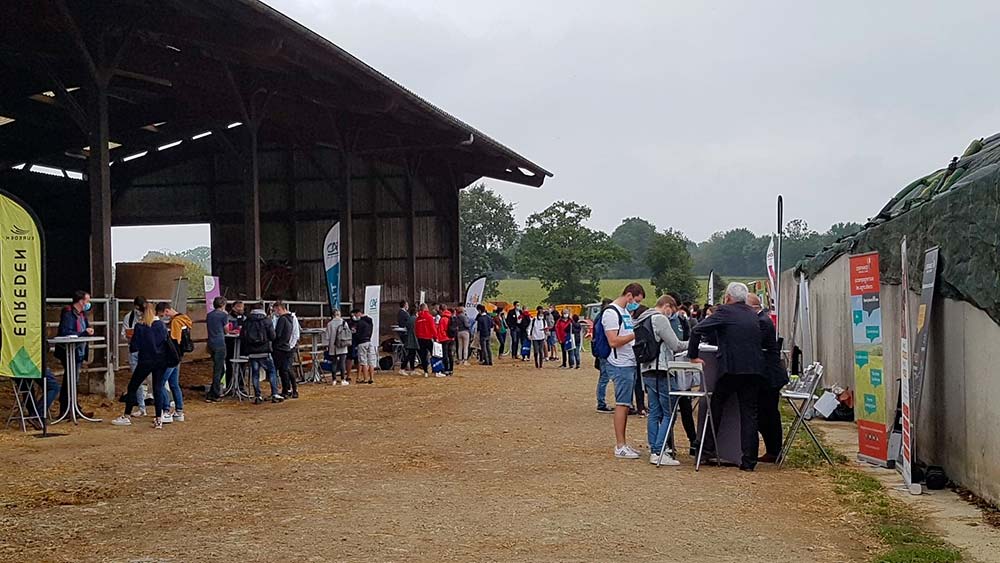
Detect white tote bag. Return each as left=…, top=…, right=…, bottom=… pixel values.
left=432, top=341, right=443, bottom=358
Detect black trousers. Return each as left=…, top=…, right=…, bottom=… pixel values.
left=125, top=362, right=166, bottom=418
left=404, top=348, right=417, bottom=370
left=510, top=331, right=521, bottom=358
left=273, top=349, right=297, bottom=395
left=633, top=366, right=645, bottom=412
left=757, top=385, right=783, bottom=457
left=703, top=374, right=761, bottom=469
left=417, top=338, right=433, bottom=373
left=442, top=341, right=454, bottom=373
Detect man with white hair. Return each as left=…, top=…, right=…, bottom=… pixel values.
left=688, top=282, right=775, bottom=471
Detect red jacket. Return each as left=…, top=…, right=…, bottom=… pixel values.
left=435, top=310, right=454, bottom=342
left=555, top=318, right=571, bottom=343
left=415, top=310, right=436, bottom=340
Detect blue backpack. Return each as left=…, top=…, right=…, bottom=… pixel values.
left=591, top=306, right=622, bottom=359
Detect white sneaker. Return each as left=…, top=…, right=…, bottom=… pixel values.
left=399, top=370, right=407, bottom=376
left=341, top=381, right=349, bottom=386
left=153, top=418, right=163, bottom=430
left=111, top=415, right=132, bottom=426
left=161, top=413, right=173, bottom=424
left=651, top=453, right=681, bottom=466
left=615, top=445, right=641, bottom=459
left=435, top=373, right=447, bottom=378
left=136, top=408, right=146, bottom=417
left=173, top=411, right=185, bottom=422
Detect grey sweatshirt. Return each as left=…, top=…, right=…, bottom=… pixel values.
left=636, top=309, right=689, bottom=373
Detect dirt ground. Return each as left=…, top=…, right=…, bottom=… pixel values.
left=1, top=355, right=879, bottom=562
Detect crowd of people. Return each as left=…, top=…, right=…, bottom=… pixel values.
left=594, top=281, right=783, bottom=471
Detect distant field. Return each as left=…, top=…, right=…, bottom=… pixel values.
left=496, top=276, right=726, bottom=306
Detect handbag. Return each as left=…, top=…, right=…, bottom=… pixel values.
left=432, top=341, right=443, bottom=358
left=520, top=338, right=531, bottom=356
left=563, top=333, right=575, bottom=351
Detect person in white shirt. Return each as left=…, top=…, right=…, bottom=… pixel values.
left=603, top=283, right=646, bottom=459
left=528, top=306, right=547, bottom=369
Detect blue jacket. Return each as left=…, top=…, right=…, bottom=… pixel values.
left=56, top=306, right=90, bottom=361
left=129, top=321, right=168, bottom=365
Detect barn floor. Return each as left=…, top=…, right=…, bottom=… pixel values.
left=0, top=356, right=878, bottom=562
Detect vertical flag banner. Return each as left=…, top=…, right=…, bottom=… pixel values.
left=324, top=222, right=341, bottom=314
left=850, top=252, right=888, bottom=466
left=899, top=237, right=913, bottom=488
left=766, top=237, right=778, bottom=326
left=910, top=247, right=940, bottom=428
left=203, top=276, right=220, bottom=314
left=707, top=270, right=715, bottom=305
left=0, top=191, right=44, bottom=378
left=364, top=285, right=381, bottom=345
left=465, top=276, right=487, bottom=309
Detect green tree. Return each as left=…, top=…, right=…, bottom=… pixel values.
left=608, top=217, right=657, bottom=278
left=459, top=183, right=519, bottom=298
left=516, top=201, right=627, bottom=304
left=646, top=229, right=699, bottom=302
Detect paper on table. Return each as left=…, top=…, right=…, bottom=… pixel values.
left=813, top=391, right=840, bottom=418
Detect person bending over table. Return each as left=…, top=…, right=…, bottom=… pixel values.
left=687, top=282, right=777, bottom=472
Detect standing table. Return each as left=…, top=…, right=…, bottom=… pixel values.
left=300, top=328, right=326, bottom=383
left=49, top=336, right=104, bottom=424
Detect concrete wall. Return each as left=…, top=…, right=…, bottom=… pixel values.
left=781, top=256, right=1000, bottom=505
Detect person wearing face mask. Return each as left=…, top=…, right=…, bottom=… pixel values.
left=636, top=295, right=688, bottom=465
left=156, top=302, right=193, bottom=423
left=602, top=283, right=645, bottom=459
left=475, top=304, right=493, bottom=365
left=55, top=290, right=94, bottom=420
left=569, top=314, right=583, bottom=369
left=506, top=303, right=522, bottom=360
left=544, top=306, right=558, bottom=361
left=528, top=306, right=547, bottom=369
left=554, top=309, right=572, bottom=368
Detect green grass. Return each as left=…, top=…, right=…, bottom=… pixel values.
left=784, top=416, right=962, bottom=563
left=495, top=276, right=760, bottom=307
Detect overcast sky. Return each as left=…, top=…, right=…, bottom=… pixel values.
left=115, top=0, right=1000, bottom=261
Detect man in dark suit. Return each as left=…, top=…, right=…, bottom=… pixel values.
left=747, top=293, right=788, bottom=463
left=688, top=282, right=776, bottom=471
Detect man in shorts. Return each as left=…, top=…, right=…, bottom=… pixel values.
left=352, top=308, right=376, bottom=384
left=602, top=282, right=645, bottom=459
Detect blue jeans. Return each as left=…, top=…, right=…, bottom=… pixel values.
left=596, top=358, right=610, bottom=409
left=158, top=365, right=183, bottom=411
left=644, top=374, right=678, bottom=455
left=249, top=356, right=281, bottom=398
left=569, top=344, right=581, bottom=368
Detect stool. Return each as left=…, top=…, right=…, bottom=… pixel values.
left=660, top=389, right=720, bottom=471
left=778, top=362, right=833, bottom=466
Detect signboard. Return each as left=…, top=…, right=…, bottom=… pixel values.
left=766, top=237, right=778, bottom=327
left=364, top=285, right=381, bottom=345
left=464, top=276, right=487, bottom=309
left=324, top=222, right=341, bottom=314
left=850, top=252, right=888, bottom=466
left=899, top=237, right=913, bottom=488
left=203, top=276, right=220, bottom=314
left=0, top=191, right=45, bottom=379
left=707, top=270, right=715, bottom=305
left=910, top=247, right=939, bottom=429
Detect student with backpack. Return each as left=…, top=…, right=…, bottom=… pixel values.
left=594, top=283, right=646, bottom=459
left=634, top=295, right=688, bottom=465
left=241, top=304, right=283, bottom=404
left=593, top=298, right=614, bottom=413
left=324, top=309, right=351, bottom=385
left=155, top=302, right=193, bottom=423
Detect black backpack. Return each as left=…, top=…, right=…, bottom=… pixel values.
left=445, top=316, right=459, bottom=339
left=179, top=328, right=194, bottom=354
left=244, top=318, right=269, bottom=348
left=632, top=314, right=661, bottom=366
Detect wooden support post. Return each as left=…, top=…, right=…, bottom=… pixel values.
left=285, top=149, right=298, bottom=299
left=244, top=127, right=262, bottom=300
left=368, top=160, right=378, bottom=284
left=343, top=153, right=354, bottom=307
left=405, top=167, right=417, bottom=304
left=88, top=84, right=112, bottom=299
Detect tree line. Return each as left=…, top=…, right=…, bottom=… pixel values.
left=460, top=183, right=862, bottom=303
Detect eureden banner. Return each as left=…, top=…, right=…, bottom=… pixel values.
left=850, top=252, right=888, bottom=466
left=0, top=191, right=44, bottom=378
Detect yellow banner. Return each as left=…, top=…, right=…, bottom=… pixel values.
left=0, top=192, right=43, bottom=378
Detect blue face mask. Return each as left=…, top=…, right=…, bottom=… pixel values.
left=626, top=302, right=639, bottom=312
left=83, top=302, right=92, bottom=312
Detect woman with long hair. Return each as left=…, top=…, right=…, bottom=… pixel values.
left=113, top=303, right=169, bottom=428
